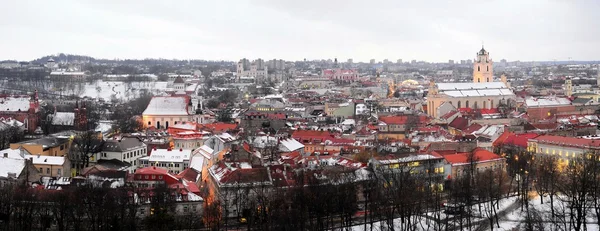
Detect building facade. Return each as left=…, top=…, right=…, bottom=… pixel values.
left=142, top=96, right=194, bottom=129
left=427, top=47, right=515, bottom=118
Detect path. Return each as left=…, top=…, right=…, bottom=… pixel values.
left=472, top=200, right=521, bottom=231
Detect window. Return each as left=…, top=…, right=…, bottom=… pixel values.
left=145, top=175, right=149, bottom=179
left=159, top=175, right=163, bottom=179
left=60, top=145, right=64, bottom=151
left=152, top=175, right=156, bottom=179
left=47, top=168, right=50, bottom=174
left=477, top=66, right=480, bottom=72
left=148, top=121, right=151, bottom=125
left=57, top=169, right=62, bottom=176
left=184, top=206, right=189, bottom=213
left=140, top=208, right=145, bottom=215
left=39, top=168, right=42, bottom=173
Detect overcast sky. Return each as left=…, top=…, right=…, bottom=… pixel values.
left=1, top=0, right=598, bottom=62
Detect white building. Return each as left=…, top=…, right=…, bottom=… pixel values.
left=237, top=58, right=268, bottom=82
left=50, top=71, right=86, bottom=81
left=142, top=96, right=194, bottom=129
left=98, top=137, right=147, bottom=173
left=138, top=148, right=193, bottom=174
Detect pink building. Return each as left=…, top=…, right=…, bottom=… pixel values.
left=322, top=68, right=359, bottom=82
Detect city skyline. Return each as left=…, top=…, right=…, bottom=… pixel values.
left=1, top=0, right=599, bottom=62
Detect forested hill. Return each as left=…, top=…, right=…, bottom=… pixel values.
left=32, top=53, right=96, bottom=64
left=29, top=53, right=233, bottom=66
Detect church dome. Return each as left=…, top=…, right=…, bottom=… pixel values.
left=478, top=47, right=487, bottom=55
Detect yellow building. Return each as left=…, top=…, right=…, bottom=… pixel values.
left=26, top=154, right=69, bottom=177
left=11, top=137, right=71, bottom=157
left=427, top=47, right=515, bottom=118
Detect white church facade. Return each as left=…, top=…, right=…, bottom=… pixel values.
left=427, top=47, right=516, bottom=118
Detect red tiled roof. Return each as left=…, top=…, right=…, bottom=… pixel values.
left=173, top=76, right=185, bottom=84
left=458, top=108, right=473, bottom=113
left=444, top=148, right=503, bottom=165
left=418, top=126, right=442, bottom=133
left=493, top=130, right=514, bottom=147
left=462, top=123, right=483, bottom=134
left=177, top=168, right=199, bottom=182
left=441, top=110, right=459, bottom=120
left=503, top=133, right=539, bottom=148
left=379, top=115, right=429, bottom=125
left=292, top=130, right=333, bottom=140
left=449, top=117, right=469, bottom=130
left=219, top=168, right=270, bottom=184
left=531, top=135, right=600, bottom=149
left=480, top=108, right=500, bottom=115
left=267, top=113, right=287, bottom=120
left=199, top=122, right=237, bottom=132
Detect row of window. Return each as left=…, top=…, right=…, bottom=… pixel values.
left=538, top=147, right=581, bottom=158
left=39, top=167, right=62, bottom=176
left=137, top=174, right=163, bottom=180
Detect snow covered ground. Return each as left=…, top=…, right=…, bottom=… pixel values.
left=1, top=80, right=171, bottom=102
left=347, top=195, right=600, bottom=231
left=77, top=80, right=169, bottom=101
left=349, top=197, right=519, bottom=231
left=494, top=195, right=600, bottom=231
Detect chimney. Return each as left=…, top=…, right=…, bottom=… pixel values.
left=2, top=153, right=6, bottom=158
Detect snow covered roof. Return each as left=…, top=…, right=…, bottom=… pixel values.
left=187, top=192, right=203, bottom=202
left=525, top=97, right=571, bottom=107
left=216, top=133, right=236, bottom=142
left=189, top=156, right=204, bottom=172
left=0, top=148, right=27, bottom=159
left=50, top=71, right=85, bottom=75
left=25, top=155, right=65, bottom=166
left=436, top=82, right=513, bottom=98
left=95, top=120, right=113, bottom=134
left=51, top=112, right=74, bottom=126
left=437, top=82, right=508, bottom=91
left=279, top=138, right=304, bottom=152
left=0, top=157, right=25, bottom=178
left=142, top=149, right=192, bottom=163
left=193, top=145, right=214, bottom=159
left=375, top=154, right=441, bottom=165
left=0, top=96, right=31, bottom=112
left=341, top=119, right=356, bottom=126
left=142, top=96, right=190, bottom=116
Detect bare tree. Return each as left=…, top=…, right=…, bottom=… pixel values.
left=71, top=130, right=104, bottom=175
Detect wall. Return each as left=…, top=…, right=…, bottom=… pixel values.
left=143, top=115, right=193, bottom=129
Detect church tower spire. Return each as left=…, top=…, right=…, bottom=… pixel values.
left=473, top=46, right=493, bottom=83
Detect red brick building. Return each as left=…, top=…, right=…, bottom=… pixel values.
left=0, top=91, right=40, bottom=133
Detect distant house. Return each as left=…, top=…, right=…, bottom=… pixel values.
left=207, top=161, right=272, bottom=218
left=48, top=102, right=88, bottom=132
left=0, top=92, right=40, bottom=133
left=132, top=167, right=203, bottom=218
left=0, top=148, right=40, bottom=185
left=49, top=71, right=86, bottom=81
left=377, top=115, right=429, bottom=140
